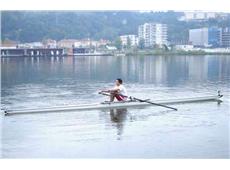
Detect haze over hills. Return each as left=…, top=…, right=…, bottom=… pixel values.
left=1, top=11, right=230, bottom=43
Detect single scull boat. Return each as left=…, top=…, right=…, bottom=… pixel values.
left=3, top=92, right=223, bottom=116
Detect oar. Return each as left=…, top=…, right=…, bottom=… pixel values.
left=99, top=91, right=178, bottom=111
left=128, top=96, right=178, bottom=111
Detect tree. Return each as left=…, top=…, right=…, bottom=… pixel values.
left=127, top=37, right=131, bottom=49
left=162, top=44, right=169, bottom=51
left=138, top=38, right=145, bottom=49
left=2, top=11, right=230, bottom=43
left=114, top=37, right=122, bottom=50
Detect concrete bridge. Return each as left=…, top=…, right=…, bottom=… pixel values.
left=1, top=48, right=66, bottom=57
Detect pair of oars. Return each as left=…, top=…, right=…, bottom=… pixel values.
left=99, top=91, right=178, bottom=111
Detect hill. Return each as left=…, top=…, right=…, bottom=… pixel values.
left=1, top=11, right=230, bottom=43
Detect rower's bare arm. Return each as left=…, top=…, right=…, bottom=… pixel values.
left=101, top=88, right=113, bottom=92
left=101, top=89, right=119, bottom=93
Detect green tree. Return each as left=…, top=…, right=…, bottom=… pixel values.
left=162, top=44, right=169, bottom=51
left=138, top=38, right=145, bottom=49
left=114, top=37, right=122, bottom=50
left=127, top=37, right=131, bottom=49
left=2, top=11, right=230, bottom=43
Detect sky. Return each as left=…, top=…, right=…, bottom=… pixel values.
left=1, top=0, right=230, bottom=12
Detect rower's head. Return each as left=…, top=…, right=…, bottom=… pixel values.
left=116, top=78, right=123, bottom=86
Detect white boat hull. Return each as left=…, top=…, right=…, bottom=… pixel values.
left=3, top=94, right=222, bottom=116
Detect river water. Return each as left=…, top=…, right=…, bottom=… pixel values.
left=1, top=55, right=229, bottom=158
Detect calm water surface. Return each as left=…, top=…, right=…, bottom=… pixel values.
left=1, top=55, right=230, bottom=158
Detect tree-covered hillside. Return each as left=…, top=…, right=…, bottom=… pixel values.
left=1, top=11, right=230, bottom=43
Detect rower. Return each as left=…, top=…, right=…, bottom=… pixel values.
left=102, top=78, right=128, bottom=102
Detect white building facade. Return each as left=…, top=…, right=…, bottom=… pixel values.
left=120, top=34, right=138, bottom=47
left=189, top=28, right=209, bottom=46
left=189, top=27, right=222, bottom=47
left=138, top=23, right=168, bottom=47
left=221, top=27, right=230, bottom=47
left=179, top=12, right=217, bottom=21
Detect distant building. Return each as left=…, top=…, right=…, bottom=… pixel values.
left=179, top=12, right=217, bottom=21
left=189, top=28, right=209, bottom=47
left=120, top=35, right=138, bottom=47
left=73, top=39, right=110, bottom=48
left=175, top=45, right=194, bottom=51
left=42, top=39, right=57, bottom=48
left=73, top=39, right=93, bottom=47
left=138, top=23, right=167, bottom=47
left=97, top=39, right=111, bottom=47
left=208, top=27, right=222, bottom=47
left=73, top=47, right=91, bottom=54
left=1, top=39, right=18, bottom=47
left=18, top=42, right=44, bottom=48
left=57, top=39, right=78, bottom=48
left=189, top=27, right=221, bottom=47
left=221, top=28, right=230, bottom=47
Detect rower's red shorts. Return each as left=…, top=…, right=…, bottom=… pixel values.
left=115, top=94, right=127, bottom=101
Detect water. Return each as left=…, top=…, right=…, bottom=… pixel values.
left=1, top=55, right=230, bottom=158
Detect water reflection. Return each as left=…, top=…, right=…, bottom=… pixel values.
left=2, top=55, right=229, bottom=89
left=109, top=108, right=128, bottom=140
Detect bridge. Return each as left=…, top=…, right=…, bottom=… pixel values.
left=1, top=48, right=66, bottom=57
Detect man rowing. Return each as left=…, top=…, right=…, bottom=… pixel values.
left=101, top=78, right=128, bottom=102
left=99, top=78, right=177, bottom=111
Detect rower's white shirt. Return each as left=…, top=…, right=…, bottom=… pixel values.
left=114, top=84, right=128, bottom=96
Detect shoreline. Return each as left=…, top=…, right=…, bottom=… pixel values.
left=124, top=49, right=230, bottom=56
